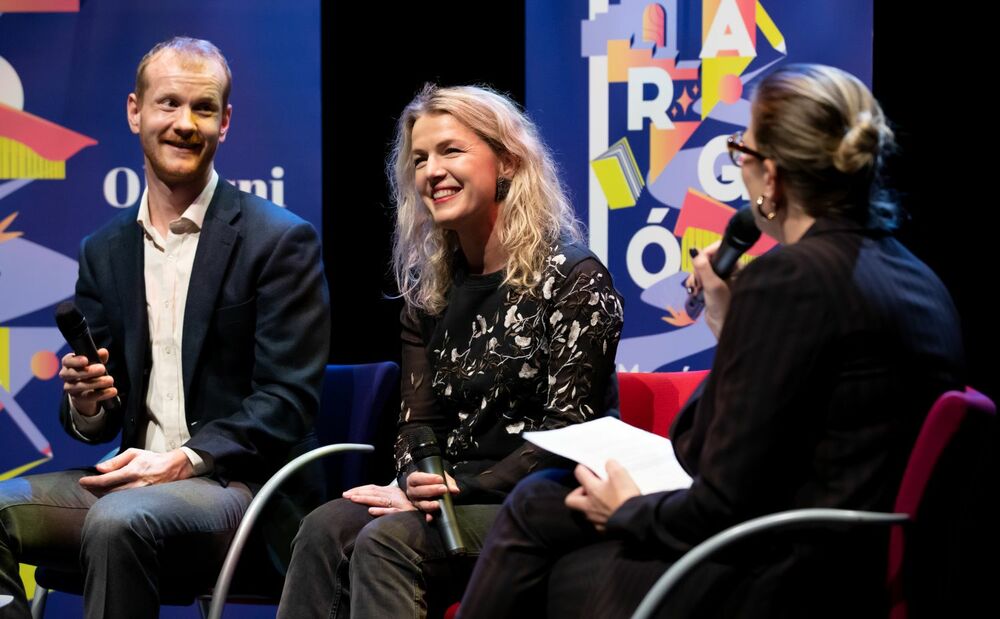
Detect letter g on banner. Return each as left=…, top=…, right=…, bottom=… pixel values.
left=698, top=134, right=748, bottom=203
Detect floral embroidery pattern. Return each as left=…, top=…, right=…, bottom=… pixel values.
left=395, top=243, right=623, bottom=472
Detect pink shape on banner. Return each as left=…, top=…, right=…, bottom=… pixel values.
left=0, top=1, right=78, bottom=12
left=0, top=103, right=97, bottom=162
left=733, top=0, right=757, bottom=48
left=6, top=327, right=70, bottom=394
left=718, top=74, right=743, bottom=104
left=677, top=88, right=694, bottom=114
left=674, top=189, right=776, bottom=256
left=642, top=4, right=666, bottom=47
left=31, top=351, right=59, bottom=380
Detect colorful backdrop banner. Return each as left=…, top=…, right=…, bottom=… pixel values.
left=527, top=0, right=872, bottom=373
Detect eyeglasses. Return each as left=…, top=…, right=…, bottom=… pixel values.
left=726, top=131, right=768, bottom=167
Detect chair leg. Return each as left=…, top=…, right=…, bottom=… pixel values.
left=197, top=596, right=212, bottom=619
left=30, top=587, right=49, bottom=619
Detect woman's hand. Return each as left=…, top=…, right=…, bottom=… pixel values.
left=343, top=484, right=417, bottom=517
left=405, top=471, right=460, bottom=522
left=564, top=461, right=641, bottom=532
left=686, top=241, right=741, bottom=339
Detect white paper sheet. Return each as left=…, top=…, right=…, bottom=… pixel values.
left=524, top=416, right=693, bottom=494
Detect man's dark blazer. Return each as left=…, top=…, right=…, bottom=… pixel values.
left=606, top=216, right=965, bottom=617
left=59, top=179, right=331, bottom=488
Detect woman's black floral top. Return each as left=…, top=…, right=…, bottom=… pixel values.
left=395, top=242, right=624, bottom=503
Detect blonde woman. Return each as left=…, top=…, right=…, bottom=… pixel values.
left=277, top=84, right=623, bottom=618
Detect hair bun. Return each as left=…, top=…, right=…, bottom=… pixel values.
left=834, top=110, right=891, bottom=174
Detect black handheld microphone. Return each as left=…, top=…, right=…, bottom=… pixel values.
left=402, top=425, right=466, bottom=555
left=685, top=207, right=762, bottom=319
left=54, top=302, right=121, bottom=413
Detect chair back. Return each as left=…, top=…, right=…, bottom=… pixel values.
left=618, top=371, right=709, bottom=437
left=314, top=362, right=400, bottom=494
left=888, top=388, right=996, bottom=619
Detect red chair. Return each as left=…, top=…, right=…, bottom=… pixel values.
left=618, top=370, right=709, bottom=437
left=629, top=388, right=997, bottom=619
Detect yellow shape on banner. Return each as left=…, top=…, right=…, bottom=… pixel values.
left=681, top=227, right=755, bottom=273
left=701, top=56, right=752, bottom=119
left=0, top=457, right=51, bottom=481
left=19, top=564, right=36, bottom=600
left=0, top=137, right=66, bottom=179
left=592, top=158, right=636, bottom=209
left=591, top=137, right=644, bottom=209
left=0, top=327, right=9, bottom=390
left=755, top=1, right=787, bottom=54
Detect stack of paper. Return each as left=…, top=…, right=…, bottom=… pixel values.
left=524, top=416, right=692, bottom=494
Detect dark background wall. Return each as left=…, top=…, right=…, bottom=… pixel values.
left=322, top=2, right=995, bottom=399
left=321, top=1, right=525, bottom=368
left=873, top=6, right=994, bottom=399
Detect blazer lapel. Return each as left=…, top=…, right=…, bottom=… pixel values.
left=182, top=182, right=240, bottom=406
left=109, top=220, right=148, bottom=404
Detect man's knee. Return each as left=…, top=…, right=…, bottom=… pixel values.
left=80, top=493, right=156, bottom=550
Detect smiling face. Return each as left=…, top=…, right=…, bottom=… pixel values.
left=127, top=49, right=231, bottom=191
left=410, top=112, right=510, bottom=235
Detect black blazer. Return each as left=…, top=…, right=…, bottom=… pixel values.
left=59, top=180, right=331, bottom=487
left=607, top=216, right=965, bottom=616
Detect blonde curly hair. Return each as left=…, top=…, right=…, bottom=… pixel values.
left=389, top=84, right=583, bottom=315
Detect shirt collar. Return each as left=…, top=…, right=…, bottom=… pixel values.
left=136, top=169, right=219, bottom=236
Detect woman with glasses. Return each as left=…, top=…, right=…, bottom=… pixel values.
left=456, top=64, right=964, bottom=619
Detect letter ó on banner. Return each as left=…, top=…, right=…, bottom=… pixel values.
left=626, top=208, right=682, bottom=290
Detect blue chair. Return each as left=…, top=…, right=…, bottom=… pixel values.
left=315, top=361, right=401, bottom=496
left=30, top=361, right=400, bottom=619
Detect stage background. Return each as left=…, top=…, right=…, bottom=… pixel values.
left=526, top=0, right=873, bottom=373
left=324, top=1, right=996, bottom=406
left=0, top=0, right=994, bottom=617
